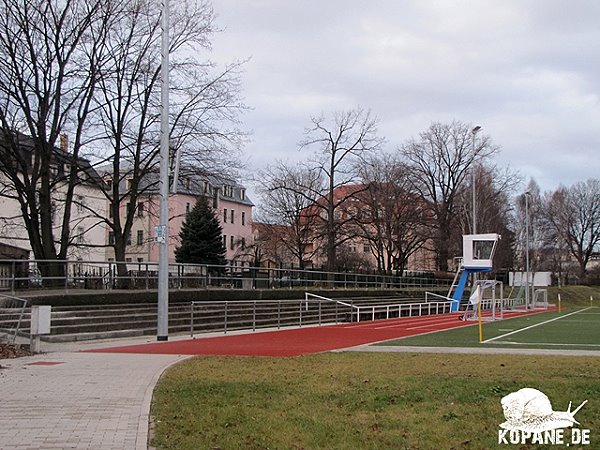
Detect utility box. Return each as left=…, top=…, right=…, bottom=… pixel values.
left=31, top=305, right=51, bottom=335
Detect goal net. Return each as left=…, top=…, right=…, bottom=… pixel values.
left=460, top=280, right=504, bottom=322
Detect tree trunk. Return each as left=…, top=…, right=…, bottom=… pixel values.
left=113, top=237, right=131, bottom=289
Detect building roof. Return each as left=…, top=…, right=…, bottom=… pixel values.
left=0, top=130, right=102, bottom=185
left=96, top=164, right=254, bottom=206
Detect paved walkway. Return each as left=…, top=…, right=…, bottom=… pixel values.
left=3, top=314, right=597, bottom=450
left=0, top=337, right=188, bottom=450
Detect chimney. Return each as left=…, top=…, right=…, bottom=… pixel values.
left=60, top=134, right=68, bottom=152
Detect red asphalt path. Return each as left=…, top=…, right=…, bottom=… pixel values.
left=86, top=313, right=476, bottom=357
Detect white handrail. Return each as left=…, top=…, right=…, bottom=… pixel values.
left=305, top=292, right=356, bottom=309
left=425, top=291, right=452, bottom=302
left=354, top=300, right=453, bottom=322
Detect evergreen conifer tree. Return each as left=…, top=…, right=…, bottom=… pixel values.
left=175, top=196, right=227, bottom=265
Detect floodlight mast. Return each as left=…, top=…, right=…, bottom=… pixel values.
left=471, top=126, right=481, bottom=288
left=157, top=0, right=170, bottom=341
left=525, top=191, right=531, bottom=310
left=471, top=126, right=481, bottom=235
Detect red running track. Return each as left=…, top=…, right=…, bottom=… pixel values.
left=87, top=310, right=548, bottom=357
left=86, top=313, right=487, bottom=357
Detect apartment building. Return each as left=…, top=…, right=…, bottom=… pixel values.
left=105, top=171, right=254, bottom=265
left=288, top=184, right=436, bottom=272
left=0, top=132, right=107, bottom=261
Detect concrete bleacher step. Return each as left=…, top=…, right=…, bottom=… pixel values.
left=10, top=296, right=419, bottom=343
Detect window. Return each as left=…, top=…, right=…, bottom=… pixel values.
left=241, top=189, right=246, bottom=200
left=363, top=244, right=371, bottom=253
left=241, top=212, right=246, bottom=226
left=77, top=195, right=85, bottom=213
left=137, top=230, right=144, bottom=246
left=186, top=202, right=191, bottom=215
left=126, top=232, right=132, bottom=246
left=204, top=181, right=209, bottom=193
left=137, top=202, right=144, bottom=217
left=223, top=208, right=228, bottom=223
left=77, top=226, right=84, bottom=244
left=241, top=237, right=246, bottom=249
left=137, top=257, right=144, bottom=263
left=126, top=178, right=133, bottom=190
left=231, top=209, right=235, bottom=224
left=223, top=235, right=227, bottom=247
left=108, top=232, right=115, bottom=245
left=230, top=235, right=234, bottom=250
left=473, top=240, right=495, bottom=260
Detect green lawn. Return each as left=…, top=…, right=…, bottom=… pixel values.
left=378, top=307, right=600, bottom=351
left=151, top=352, right=600, bottom=450
left=150, top=287, right=600, bottom=449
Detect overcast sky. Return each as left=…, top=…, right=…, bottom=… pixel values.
left=209, top=0, right=600, bottom=197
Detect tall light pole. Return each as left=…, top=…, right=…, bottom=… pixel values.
left=471, top=126, right=481, bottom=235
left=157, top=0, right=170, bottom=341
left=524, top=191, right=531, bottom=309
left=470, top=126, right=481, bottom=291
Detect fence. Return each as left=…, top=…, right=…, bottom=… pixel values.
left=190, top=292, right=455, bottom=336
left=0, top=293, right=28, bottom=343
left=0, top=259, right=452, bottom=292
left=352, top=300, right=454, bottom=322
left=190, top=295, right=354, bottom=336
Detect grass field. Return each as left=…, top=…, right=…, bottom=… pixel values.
left=379, top=307, right=600, bottom=351
left=150, top=286, right=600, bottom=449
left=150, top=352, right=599, bottom=449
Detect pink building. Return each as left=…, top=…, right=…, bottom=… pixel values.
left=106, top=173, right=254, bottom=265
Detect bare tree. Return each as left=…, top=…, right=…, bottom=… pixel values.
left=300, top=107, right=384, bottom=271
left=84, top=0, right=246, bottom=281
left=0, top=0, right=111, bottom=279
left=514, top=180, right=548, bottom=276
left=256, top=162, right=324, bottom=269
left=457, top=162, right=520, bottom=271
left=400, top=121, right=497, bottom=271
left=543, top=179, right=600, bottom=281
left=357, top=154, right=431, bottom=273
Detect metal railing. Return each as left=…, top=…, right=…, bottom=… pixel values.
left=0, top=293, right=28, bottom=343
left=0, top=259, right=452, bottom=292
left=353, top=300, right=454, bottom=322
left=190, top=292, right=455, bottom=336
left=425, top=291, right=453, bottom=302
left=190, top=295, right=355, bottom=337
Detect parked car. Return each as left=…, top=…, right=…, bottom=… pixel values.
left=28, top=268, right=43, bottom=287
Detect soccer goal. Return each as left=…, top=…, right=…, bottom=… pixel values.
left=532, top=288, right=549, bottom=310
left=460, top=280, right=504, bottom=322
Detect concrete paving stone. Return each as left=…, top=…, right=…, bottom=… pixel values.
left=0, top=336, right=188, bottom=450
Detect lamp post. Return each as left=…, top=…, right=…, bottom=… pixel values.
left=524, top=191, right=531, bottom=309
left=471, top=126, right=481, bottom=235
left=157, top=0, right=170, bottom=341
left=470, top=126, right=481, bottom=291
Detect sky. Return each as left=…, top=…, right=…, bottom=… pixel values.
left=208, top=0, right=600, bottom=199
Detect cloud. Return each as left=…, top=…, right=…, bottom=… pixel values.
left=210, top=0, right=600, bottom=194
